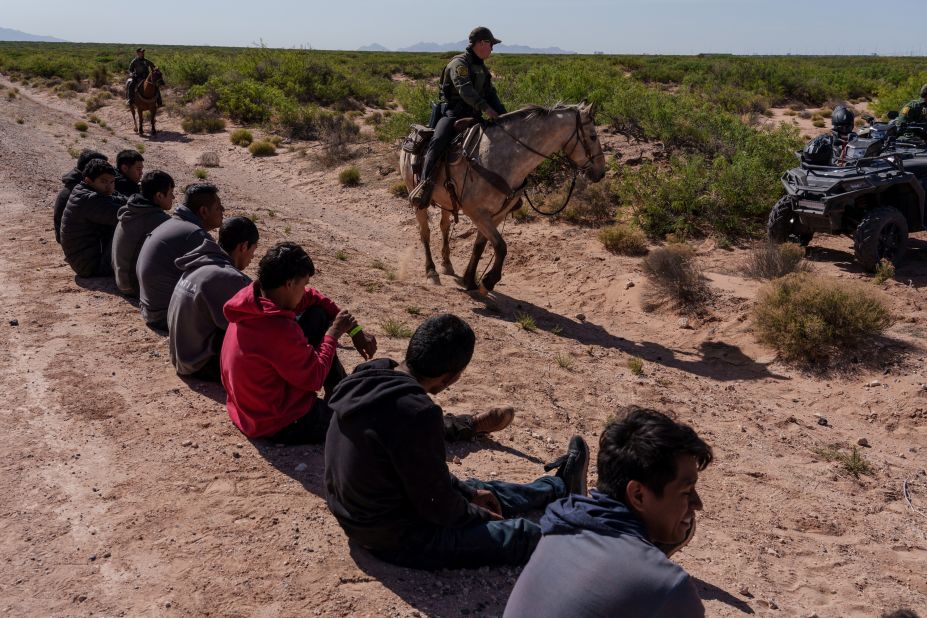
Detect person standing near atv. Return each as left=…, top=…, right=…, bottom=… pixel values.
left=896, top=84, right=927, bottom=130
left=409, top=27, right=507, bottom=209
left=802, top=105, right=857, bottom=166
left=126, top=48, right=162, bottom=107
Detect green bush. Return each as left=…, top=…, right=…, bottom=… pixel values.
left=248, top=140, right=276, bottom=157
left=753, top=273, right=893, bottom=364
left=599, top=223, right=648, bottom=256
left=338, top=166, right=361, bottom=187
left=74, top=121, right=88, bottom=132
left=230, top=128, right=253, bottom=147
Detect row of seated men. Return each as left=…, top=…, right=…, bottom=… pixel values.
left=52, top=149, right=714, bottom=615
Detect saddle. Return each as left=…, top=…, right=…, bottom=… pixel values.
left=402, top=119, right=482, bottom=180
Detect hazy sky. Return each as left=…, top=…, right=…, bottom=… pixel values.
left=5, top=0, right=926, bottom=55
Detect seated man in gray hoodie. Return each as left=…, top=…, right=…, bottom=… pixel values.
left=136, top=182, right=224, bottom=330
left=167, top=216, right=259, bottom=381
left=111, top=171, right=174, bottom=297
left=59, top=159, right=127, bottom=277
left=504, top=406, right=713, bottom=618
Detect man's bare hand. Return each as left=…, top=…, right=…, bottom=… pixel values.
left=352, top=331, right=378, bottom=360
left=327, top=310, right=357, bottom=339
left=471, top=489, right=503, bottom=519
left=484, top=108, right=500, bottom=120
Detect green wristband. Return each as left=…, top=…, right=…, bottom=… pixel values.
left=348, top=325, right=363, bottom=337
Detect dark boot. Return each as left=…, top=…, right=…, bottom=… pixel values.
left=409, top=177, right=435, bottom=209
left=544, top=435, right=590, bottom=496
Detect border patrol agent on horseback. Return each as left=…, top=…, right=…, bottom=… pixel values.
left=896, top=84, right=927, bottom=128
left=126, top=48, right=161, bottom=107
left=410, top=27, right=507, bottom=209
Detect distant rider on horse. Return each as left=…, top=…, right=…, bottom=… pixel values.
left=409, top=27, right=507, bottom=209
left=126, top=48, right=162, bottom=107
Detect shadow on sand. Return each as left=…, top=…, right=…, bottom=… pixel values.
left=693, top=577, right=755, bottom=614
left=471, top=290, right=789, bottom=382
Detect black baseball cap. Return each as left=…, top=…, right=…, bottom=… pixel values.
left=469, top=27, right=501, bottom=46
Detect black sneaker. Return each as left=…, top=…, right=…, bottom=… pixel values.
left=544, top=435, right=589, bottom=495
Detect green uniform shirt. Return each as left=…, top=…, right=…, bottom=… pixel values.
left=129, top=57, right=155, bottom=78
left=897, top=99, right=927, bottom=126
left=441, top=49, right=504, bottom=116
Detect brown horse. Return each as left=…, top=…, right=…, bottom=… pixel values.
left=400, top=103, right=606, bottom=293
left=129, top=67, right=164, bottom=136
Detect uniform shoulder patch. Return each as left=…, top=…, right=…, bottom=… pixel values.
left=902, top=106, right=910, bottom=115
left=455, top=65, right=469, bottom=78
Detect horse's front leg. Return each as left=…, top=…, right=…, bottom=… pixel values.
left=479, top=226, right=507, bottom=294
left=415, top=207, right=439, bottom=284
left=130, top=106, right=140, bottom=135
left=439, top=209, right=454, bottom=275
left=461, top=232, right=487, bottom=291
left=150, top=108, right=157, bottom=136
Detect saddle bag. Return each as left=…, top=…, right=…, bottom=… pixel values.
left=401, top=124, right=434, bottom=155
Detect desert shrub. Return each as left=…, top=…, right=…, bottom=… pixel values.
left=753, top=273, right=893, bottom=364
left=599, top=223, right=648, bottom=256
left=338, top=166, right=361, bottom=187
left=381, top=319, right=413, bottom=338
left=873, top=258, right=895, bottom=285
left=813, top=446, right=874, bottom=478
left=642, top=244, right=710, bottom=309
left=248, top=140, right=276, bottom=157
left=91, top=64, right=108, bottom=88
left=194, top=169, right=208, bottom=179
left=627, top=357, right=644, bottom=375
left=181, top=109, right=226, bottom=134
left=85, top=91, right=111, bottom=112
left=744, top=241, right=807, bottom=279
left=557, top=179, right=619, bottom=225
left=230, top=129, right=253, bottom=146
left=74, top=121, right=88, bottom=132
left=317, top=112, right=360, bottom=164
left=389, top=182, right=408, bottom=198
left=376, top=82, right=432, bottom=142
left=515, top=312, right=537, bottom=332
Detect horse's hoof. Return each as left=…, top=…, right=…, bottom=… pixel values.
left=426, top=271, right=440, bottom=285
left=441, top=264, right=455, bottom=276
left=477, top=283, right=491, bottom=297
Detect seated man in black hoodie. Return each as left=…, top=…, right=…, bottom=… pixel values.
left=53, top=149, right=108, bottom=244
left=324, top=313, right=590, bottom=570
left=59, top=159, right=127, bottom=277
left=504, top=407, right=712, bottom=618
left=114, top=149, right=144, bottom=197
left=136, top=182, right=224, bottom=330
left=112, top=170, right=174, bottom=297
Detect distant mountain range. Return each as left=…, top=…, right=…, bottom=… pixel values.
left=0, top=27, right=66, bottom=42
left=359, top=41, right=575, bottom=54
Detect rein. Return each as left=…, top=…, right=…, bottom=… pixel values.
left=134, top=69, right=160, bottom=105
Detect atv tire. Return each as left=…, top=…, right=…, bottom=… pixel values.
left=768, top=197, right=813, bottom=246
left=853, top=206, right=908, bottom=272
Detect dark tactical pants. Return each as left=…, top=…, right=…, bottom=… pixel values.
left=420, top=105, right=478, bottom=181
left=370, top=475, right=567, bottom=570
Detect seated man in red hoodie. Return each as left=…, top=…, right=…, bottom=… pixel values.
left=220, top=242, right=374, bottom=444
left=221, top=242, right=516, bottom=445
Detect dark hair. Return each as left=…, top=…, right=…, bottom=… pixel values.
left=257, top=242, right=315, bottom=289
left=219, top=216, right=259, bottom=253
left=597, top=406, right=713, bottom=504
left=116, top=149, right=144, bottom=171
left=405, top=314, right=475, bottom=378
left=77, top=149, right=108, bottom=172
left=139, top=170, right=174, bottom=200
left=83, top=159, right=117, bottom=181
left=184, top=182, right=219, bottom=214
left=882, top=611, right=920, bottom=618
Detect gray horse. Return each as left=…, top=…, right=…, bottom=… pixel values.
left=400, top=103, right=606, bottom=293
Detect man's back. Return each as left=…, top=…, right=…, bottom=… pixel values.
left=60, top=183, right=124, bottom=277
left=112, top=194, right=170, bottom=296
left=53, top=168, right=84, bottom=244
left=168, top=238, right=250, bottom=375
left=136, top=205, right=208, bottom=328
left=504, top=492, right=704, bottom=618
left=325, top=358, right=487, bottom=551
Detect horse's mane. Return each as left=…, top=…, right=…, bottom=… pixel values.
left=495, top=102, right=578, bottom=125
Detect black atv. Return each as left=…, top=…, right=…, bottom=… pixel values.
left=768, top=131, right=927, bottom=271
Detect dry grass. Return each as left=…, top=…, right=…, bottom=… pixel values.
left=389, top=182, right=408, bottom=198
left=339, top=166, right=361, bottom=187
left=515, top=312, right=537, bottom=332
left=599, top=223, right=648, bottom=256
left=753, top=273, right=893, bottom=365
left=814, top=446, right=874, bottom=478
left=230, top=129, right=253, bottom=147
left=627, top=357, right=644, bottom=375
left=248, top=140, right=276, bottom=157
left=744, top=241, right=808, bottom=279
left=642, top=244, right=710, bottom=310
left=873, top=259, right=895, bottom=285
left=381, top=319, right=413, bottom=339
left=74, top=121, right=88, bottom=132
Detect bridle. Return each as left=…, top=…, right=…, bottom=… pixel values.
left=492, top=108, right=605, bottom=175
left=492, top=108, right=605, bottom=215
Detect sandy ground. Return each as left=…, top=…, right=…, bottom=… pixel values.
left=1, top=78, right=926, bottom=618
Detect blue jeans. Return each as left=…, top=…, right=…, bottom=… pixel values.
left=371, top=475, right=566, bottom=570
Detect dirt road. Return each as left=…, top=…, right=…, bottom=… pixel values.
left=1, top=78, right=925, bottom=617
